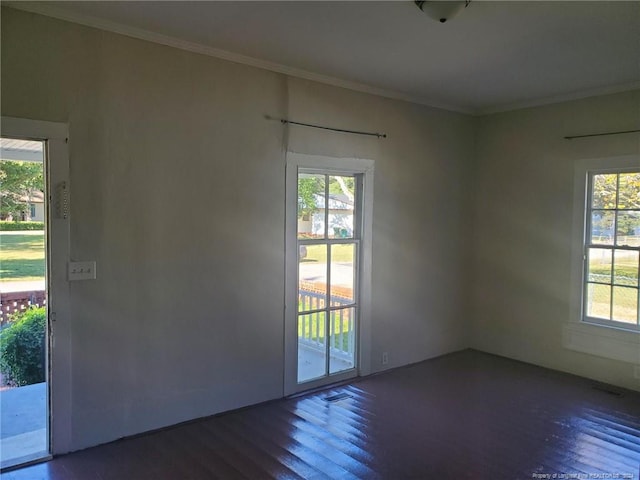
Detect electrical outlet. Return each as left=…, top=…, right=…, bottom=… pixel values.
left=68, top=261, right=96, bottom=281
left=634, top=366, right=640, bottom=380
left=382, top=352, right=389, bottom=365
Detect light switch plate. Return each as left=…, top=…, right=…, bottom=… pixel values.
left=68, top=261, right=96, bottom=281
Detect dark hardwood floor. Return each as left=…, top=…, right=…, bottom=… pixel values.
left=2, top=350, right=639, bottom=479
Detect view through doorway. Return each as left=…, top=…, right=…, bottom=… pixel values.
left=0, top=138, right=49, bottom=469
left=285, top=153, right=374, bottom=395
left=296, top=171, right=361, bottom=382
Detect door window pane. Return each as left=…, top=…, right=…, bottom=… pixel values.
left=329, top=307, right=356, bottom=374
left=298, top=173, right=325, bottom=239
left=298, top=244, right=327, bottom=311
left=298, top=312, right=326, bottom=382
left=330, top=243, right=356, bottom=306
left=327, top=175, right=355, bottom=239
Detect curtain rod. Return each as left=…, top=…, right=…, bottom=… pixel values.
left=266, top=115, right=386, bottom=138
left=564, top=129, right=640, bottom=140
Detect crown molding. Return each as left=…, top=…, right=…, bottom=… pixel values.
left=4, top=2, right=473, bottom=115
left=5, top=3, right=638, bottom=117
left=478, top=81, right=640, bottom=116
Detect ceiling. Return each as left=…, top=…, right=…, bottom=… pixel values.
left=7, top=1, right=640, bottom=114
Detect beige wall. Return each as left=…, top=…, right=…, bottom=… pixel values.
left=286, top=77, right=474, bottom=368
left=471, top=91, right=640, bottom=392
left=1, top=8, right=473, bottom=452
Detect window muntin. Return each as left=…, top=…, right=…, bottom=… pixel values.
left=584, top=171, right=640, bottom=328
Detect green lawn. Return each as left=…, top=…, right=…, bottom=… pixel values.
left=0, top=232, right=45, bottom=282
left=590, top=264, right=638, bottom=281
left=587, top=251, right=638, bottom=323
left=301, top=244, right=354, bottom=264
left=587, top=283, right=637, bottom=324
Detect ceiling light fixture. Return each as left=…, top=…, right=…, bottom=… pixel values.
left=414, top=1, right=471, bottom=23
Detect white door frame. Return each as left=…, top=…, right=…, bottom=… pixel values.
left=284, top=152, right=374, bottom=396
left=1, top=116, right=72, bottom=455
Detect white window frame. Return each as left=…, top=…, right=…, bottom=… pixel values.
left=566, top=155, right=640, bottom=365
left=284, top=153, right=374, bottom=396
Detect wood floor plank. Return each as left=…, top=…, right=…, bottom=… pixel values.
left=2, top=350, right=639, bottom=479
left=268, top=405, right=376, bottom=467
left=241, top=407, right=378, bottom=479
left=214, top=412, right=329, bottom=480
left=200, top=417, right=305, bottom=480
left=227, top=409, right=359, bottom=479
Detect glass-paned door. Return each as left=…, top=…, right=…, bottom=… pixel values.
left=296, top=171, right=360, bottom=383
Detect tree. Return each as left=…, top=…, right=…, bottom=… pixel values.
left=591, top=173, right=640, bottom=237
left=298, top=175, right=324, bottom=219
left=331, top=176, right=355, bottom=202
left=298, top=175, right=356, bottom=219
left=0, top=160, right=44, bottom=220
left=592, top=173, right=640, bottom=209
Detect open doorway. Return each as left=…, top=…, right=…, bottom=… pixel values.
left=0, top=138, right=49, bottom=469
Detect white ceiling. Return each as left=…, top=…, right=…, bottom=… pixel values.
left=8, top=1, right=640, bottom=114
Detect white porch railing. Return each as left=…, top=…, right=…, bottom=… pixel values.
left=298, top=290, right=355, bottom=362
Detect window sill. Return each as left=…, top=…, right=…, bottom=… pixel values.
left=563, top=322, right=640, bottom=365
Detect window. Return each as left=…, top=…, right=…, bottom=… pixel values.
left=566, top=156, right=640, bottom=364
left=583, top=170, right=640, bottom=330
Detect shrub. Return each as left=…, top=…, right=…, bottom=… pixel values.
left=0, top=307, right=46, bottom=386
left=0, top=221, right=45, bottom=231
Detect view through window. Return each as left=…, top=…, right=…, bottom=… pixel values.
left=0, top=138, right=49, bottom=469
left=584, top=171, right=640, bottom=329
